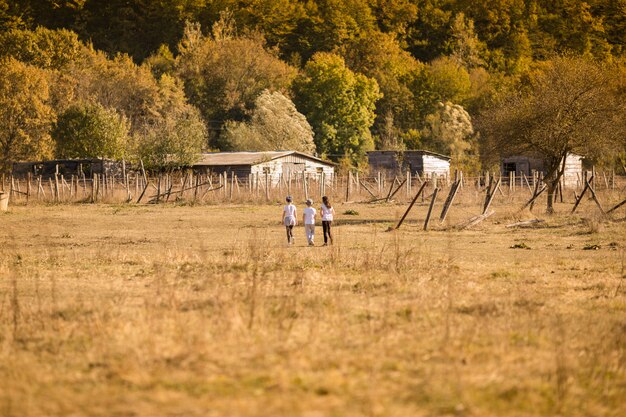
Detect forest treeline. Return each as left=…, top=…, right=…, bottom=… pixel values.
left=1, top=0, right=625, bottom=173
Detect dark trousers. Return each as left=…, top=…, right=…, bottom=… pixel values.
left=322, top=221, right=332, bottom=244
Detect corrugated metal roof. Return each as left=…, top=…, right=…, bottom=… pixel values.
left=367, top=150, right=451, bottom=160
left=194, top=151, right=335, bottom=166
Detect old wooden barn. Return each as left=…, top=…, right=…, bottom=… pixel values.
left=192, top=151, right=335, bottom=184
left=12, top=158, right=125, bottom=179
left=501, top=154, right=583, bottom=188
left=367, top=150, right=451, bottom=179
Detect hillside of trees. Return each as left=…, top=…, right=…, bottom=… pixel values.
left=1, top=0, right=625, bottom=172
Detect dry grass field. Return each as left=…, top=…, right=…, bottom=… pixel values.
left=0, top=198, right=625, bottom=417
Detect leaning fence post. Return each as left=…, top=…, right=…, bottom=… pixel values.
left=395, top=181, right=428, bottom=230
left=424, top=188, right=439, bottom=231
left=440, top=180, right=460, bottom=223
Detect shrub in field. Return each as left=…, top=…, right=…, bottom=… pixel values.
left=53, top=102, right=130, bottom=159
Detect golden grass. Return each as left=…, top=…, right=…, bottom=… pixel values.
left=0, top=199, right=625, bottom=417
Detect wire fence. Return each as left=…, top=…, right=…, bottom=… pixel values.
left=1, top=170, right=625, bottom=215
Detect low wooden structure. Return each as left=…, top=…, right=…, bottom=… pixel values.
left=367, top=150, right=451, bottom=178
left=501, top=154, right=583, bottom=188
left=12, top=158, right=125, bottom=179
left=192, top=151, right=335, bottom=185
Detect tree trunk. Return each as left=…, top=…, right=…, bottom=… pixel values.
left=545, top=153, right=568, bottom=214
left=546, top=180, right=557, bottom=214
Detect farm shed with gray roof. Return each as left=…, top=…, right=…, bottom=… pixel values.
left=367, top=150, right=451, bottom=178
left=192, top=151, right=335, bottom=184
left=501, top=153, right=583, bottom=188
left=12, top=158, right=124, bottom=179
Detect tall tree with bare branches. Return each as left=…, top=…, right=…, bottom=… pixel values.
left=476, top=55, right=626, bottom=213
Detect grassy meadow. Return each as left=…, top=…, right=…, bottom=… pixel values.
left=0, top=198, right=625, bottom=417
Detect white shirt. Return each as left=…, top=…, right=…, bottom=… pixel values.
left=284, top=204, right=296, bottom=218
left=303, top=207, right=316, bottom=224
left=321, top=204, right=334, bottom=221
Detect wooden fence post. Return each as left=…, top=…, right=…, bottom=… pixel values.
left=424, top=188, right=439, bottom=231
left=230, top=172, right=234, bottom=201
left=303, top=171, right=308, bottom=200
left=440, top=180, right=460, bottom=223
left=26, top=173, right=31, bottom=204
left=406, top=169, right=411, bottom=197
left=395, top=181, right=428, bottom=230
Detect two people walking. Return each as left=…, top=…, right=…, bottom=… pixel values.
left=282, top=195, right=335, bottom=246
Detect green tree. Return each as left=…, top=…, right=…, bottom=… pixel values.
left=176, top=19, right=297, bottom=149
left=134, top=74, right=207, bottom=169
left=411, top=56, right=472, bottom=124
left=223, top=90, right=315, bottom=153
left=477, top=55, right=626, bottom=213
left=293, top=52, right=381, bottom=164
left=0, top=58, right=54, bottom=172
left=340, top=30, right=424, bottom=145
left=134, top=112, right=207, bottom=170
left=53, top=102, right=129, bottom=160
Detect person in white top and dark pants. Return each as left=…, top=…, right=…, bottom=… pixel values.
left=302, top=199, right=317, bottom=246
left=320, top=195, right=335, bottom=246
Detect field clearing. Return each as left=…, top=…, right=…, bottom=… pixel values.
left=0, top=201, right=625, bottom=417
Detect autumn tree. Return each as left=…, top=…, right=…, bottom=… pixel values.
left=223, top=90, right=315, bottom=153
left=0, top=58, right=54, bottom=173
left=0, top=27, right=84, bottom=70
left=476, top=55, right=626, bottom=213
left=293, top=52, right=381, bottom=164
left=175, top=19, right=297, bottom=149
left=447, top=12, right=485, bottom=69
left=53, top=102, right=130, bottom=160
left=133, top=74, right=208, bottom=169
left=422, top=102, right=473, bottom=159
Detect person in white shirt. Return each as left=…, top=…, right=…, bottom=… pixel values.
left=320, top=195, right=335, bottom=246
left=281, top=196, right=297, bottom=245
left=302, top=199, right=317, bottom=246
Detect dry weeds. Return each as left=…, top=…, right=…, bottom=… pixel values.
left=0, top=200, right=624, bottom=417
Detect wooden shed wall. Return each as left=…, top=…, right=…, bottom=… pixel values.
left=369, top=152, right=450, bottom=178
left=367, top=152, right=402, bottom=175
left=501, top=156, right=545, bottom=176
left=194, top=164, right=253, bottom=179
left=502, top=155, right=582, bottom=188
left=421, top=155, right=450, bottom=178
left=562, top=154, right=582, bottom=188
left=252, top=155, right=334, bottom=185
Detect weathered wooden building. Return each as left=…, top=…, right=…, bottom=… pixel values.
left=501, top=154, right=583, bottom=188
left=12, top=158, right=125, bottom=179
left=367, top=150, right=451, bottom=178
left=192, top=151, right=335, bottom=184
